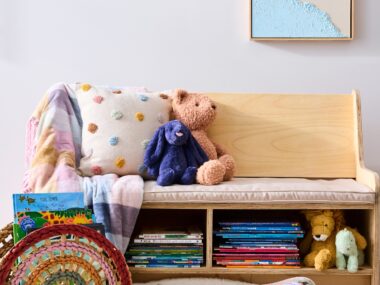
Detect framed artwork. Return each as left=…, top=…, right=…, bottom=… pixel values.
left=250, top=0, right=354, bottom=40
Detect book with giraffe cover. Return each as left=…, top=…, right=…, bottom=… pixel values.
left=12, top=193, right=93, bottom=243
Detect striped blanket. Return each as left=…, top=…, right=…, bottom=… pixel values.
left=82, top=174, right=143, bottom=253
left=23, top=82, right=144, bottom=252
left=24, top=83, right=82, bottom=193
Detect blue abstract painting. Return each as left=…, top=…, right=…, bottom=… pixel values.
left=251, top=0, right=352, bottom=39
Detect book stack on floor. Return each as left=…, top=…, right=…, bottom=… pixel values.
left=213, top=221, right=304, bottom=268
left=12, top=192, right=104, bottom=244
left=126, top=227, right=204, bottom=268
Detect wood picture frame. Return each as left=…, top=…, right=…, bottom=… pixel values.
left=250, top=0, right=354, bottom=41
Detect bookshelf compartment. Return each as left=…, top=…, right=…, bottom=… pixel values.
left=127, top=209, right=207, bottom=269
left=212, top=209, right=373, bottom=270
left=212, top=210, right=305, bottom=269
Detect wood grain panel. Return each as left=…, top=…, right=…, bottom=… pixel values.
left=131, top=267, right=372, bottom=284
left=206, top=93, right=356, bottom=178
left=352, top=90, right=380, bottom=284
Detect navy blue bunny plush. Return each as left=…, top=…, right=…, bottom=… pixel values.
left=144, top=120, right=209, bottom=186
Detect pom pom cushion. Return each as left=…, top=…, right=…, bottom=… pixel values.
left=73, top=83, right=172, bottom=176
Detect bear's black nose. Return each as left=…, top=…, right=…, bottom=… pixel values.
left=315, top=235, right=321, bottom=238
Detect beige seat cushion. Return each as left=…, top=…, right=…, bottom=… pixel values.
left=143, top=178, right=375, bottom=204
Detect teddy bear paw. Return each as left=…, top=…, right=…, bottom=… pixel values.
left=219, top=154, right=236, bottom=181
left=196, top=160, right=226, bottom=185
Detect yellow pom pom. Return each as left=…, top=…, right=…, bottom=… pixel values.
left=81, top=83, right=92, bottom=92
left=115, top=157, right=126, bottom=168
left=135, top=112, right=144, bottom=122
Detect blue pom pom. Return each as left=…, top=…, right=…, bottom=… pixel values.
left=109, top=136, right=119, bottom=146
left=139, top=94, right=149, bottom=102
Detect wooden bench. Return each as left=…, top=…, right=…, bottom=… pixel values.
left=130, top=91, right=379, bottom=285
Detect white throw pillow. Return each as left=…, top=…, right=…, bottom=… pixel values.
left=73, top=83, right=171, bottom=176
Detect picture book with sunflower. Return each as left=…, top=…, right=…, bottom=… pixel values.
left=12, top=193, right=96, bottom=243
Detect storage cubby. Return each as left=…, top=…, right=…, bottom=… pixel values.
left=129, top=206, right=374, bottom=285
left=212, top=209, right=373, bottom=268
left=212, top=209, right=306, bottom=268
left=127, top=209, right=207, bottom=268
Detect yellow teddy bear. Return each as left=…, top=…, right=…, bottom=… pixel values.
left=300, top=210, right=367, bottom=271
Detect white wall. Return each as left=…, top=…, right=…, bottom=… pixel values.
left=0, top=0, right=379, bottom=227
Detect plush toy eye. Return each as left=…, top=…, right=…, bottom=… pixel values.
left=195, top=102, right=199, bottom=107
left=212, top=104, right=216, bottom=110
left=324, top=224, right=328, bottom=227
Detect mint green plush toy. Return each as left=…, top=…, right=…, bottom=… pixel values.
left=335, top=228, right=365, bottom=273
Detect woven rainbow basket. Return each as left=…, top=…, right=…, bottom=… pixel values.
left=0, top=223, right=13, bottom=261
left=0, top=224, right=132, bottom=285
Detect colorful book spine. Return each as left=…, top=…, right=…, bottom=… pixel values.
left=215, top=233, right=304, bottom=239
left=221, top=227, right=301, bottom=231
left=134, top=239, right=202, bottom=244
left=134, top=264, right=201, bottom=268
left=219, top=222, right=300, bottom=227
left=138, top=234, right=203, bottom=239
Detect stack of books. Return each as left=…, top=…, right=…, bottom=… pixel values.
left=12, top=192, right=103, bottom=243
left=126, top=227, right=204, bottom=268
left=213, top=221, right=304, bottom=268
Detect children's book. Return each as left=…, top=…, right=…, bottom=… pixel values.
left=13, top=193, right=84, bottom=223
left=134, top=264, right=201, bottom=268
left=215, top=233, right=304, bottom=239
left=13, top=208, right=93, bottom=243
left=221, top=226, right=302, bottom=231
left=218, top=222, right=300, bottom=227
left=138, top=226, right=203, bottom=239
left=133, top=238, right=202, bottom=244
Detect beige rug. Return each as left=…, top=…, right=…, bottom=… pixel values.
left=134, top=277, right=315, bottom=285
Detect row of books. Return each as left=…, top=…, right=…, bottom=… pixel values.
left=13, top=192, right=104, bottom=243
left=213, top=221, right=304, bottom=268
left=125, top=226, right=204, bottom=268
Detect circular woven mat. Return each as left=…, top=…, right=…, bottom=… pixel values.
left=0, top=224, right=132, bottom=285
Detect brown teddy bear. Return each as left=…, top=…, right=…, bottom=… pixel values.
left=171, top=89, right=236, bottom=185
left=300, top=210, right=367, bottom=271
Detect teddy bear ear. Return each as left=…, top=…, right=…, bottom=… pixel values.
left=173, top=89, right=188, bottom=104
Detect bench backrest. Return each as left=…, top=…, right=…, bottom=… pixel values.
left=207, top=92, right=361, bottom=178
